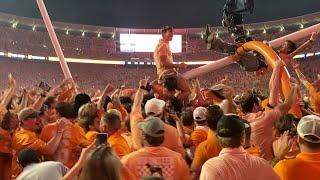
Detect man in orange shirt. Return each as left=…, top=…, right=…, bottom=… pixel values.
left=190, top=107, right=209, bottom=147
left=130, top=78, right=185, bottom=157
left=274, top=115, right=320, bottom=180
left=121, top=116, right=190, bottom=180
left=100, top=109, right=131, bottom=158
left=154, top=26, right=190, bottom=102
left=40, top=102, right=90, bottom=168
left=191, top=105, right=223, bottom=179
left=12, top=108, right=66, bottom=177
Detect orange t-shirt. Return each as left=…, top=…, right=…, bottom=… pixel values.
left=183, top=126, right=193, bottom=135
left=190, top=127, right=208, bottom=147
left=40, top=122, right=90, bottom=168
left=245, top=146, right=261, bottom=157
left=154, top=39, right=174, bottom=76
left=85, top=131, right=98, bottom=143
left=121, top=146, right=191, bottom=180
left=191, top=130, right=221, bottom=171
left=274, top=152, right=320, bottom=180
left=130, top=111, right=185, bottom=157
left=11, top=128, right=46, bottom=177
left=108, top=131, right=131, bottom=158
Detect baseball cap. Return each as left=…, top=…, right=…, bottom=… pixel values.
left=193, top=107, right=207, bottom=121
left=297, top=115, right=320, bottom=143
left=144, top=98, right=165, bottom=116
left=217, top=114, right=245, bottom=137
left=137, top=116, right=164, bottom=137
left=18, top=108, right=39, bottom=121
left=208, top=84, right=228, bottom=100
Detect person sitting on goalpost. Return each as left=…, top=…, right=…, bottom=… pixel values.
left=153, top=26, right=191, bottom=103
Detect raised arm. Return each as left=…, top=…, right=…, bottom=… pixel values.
left=276, top=78, right=299, bottom=115
left=97, top=84, right=113, bottom=110
left=291, top=61, right=313, bottom=89
left=268, top=60, right=284, bottom=107
left=0, top=74, right=16, bottom=108
left=171, top=114, right=189, bottom=147
left=62, top=141, right=96, bottom=180
left=288, top=32, right=318, bottom=59
left=130, top=76, right=149, bottom=150
left=42, top=118, right=67, bottom=154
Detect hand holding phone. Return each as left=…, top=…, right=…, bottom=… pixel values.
left=96, top=133, right=108, bottom=146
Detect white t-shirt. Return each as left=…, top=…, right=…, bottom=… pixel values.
left=16, top=161, right=68, bottom=180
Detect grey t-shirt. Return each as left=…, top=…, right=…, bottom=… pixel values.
left=16, top=161, right=69, bottom=180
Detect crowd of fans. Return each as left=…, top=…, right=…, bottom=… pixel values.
left=0, top=21, right=320, bottom=180
left=1, top=56, right=319, bottom=96
left=1, top=24, right=319, bottom=62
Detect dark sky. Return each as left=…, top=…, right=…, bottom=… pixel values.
left=0, top=0, right=319, bottom=28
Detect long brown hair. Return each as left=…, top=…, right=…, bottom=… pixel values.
left=79, top=146, right=121, bottom=180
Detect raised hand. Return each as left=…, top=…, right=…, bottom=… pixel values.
left=274, top=131, right=295, bottom=160
left=139, top=76, right=150, bottom=87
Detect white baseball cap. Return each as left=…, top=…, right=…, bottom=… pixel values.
left=144, top=98, right=165, bottom=117
left=297, top=115, right=320, bottom=143
left=193, top=107, right=207, bottom=121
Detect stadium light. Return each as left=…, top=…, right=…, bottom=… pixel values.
left=231, top=33, right=235, bottom=37
left=300, top=23, right=304, bottom=29
left=98, top=32, right=101, bottom=38
left=82, top=31, right=85, bottom=37
left=201, top=32, right=204, bottom=39
left=112, top=33, right=115, bottom=39
left=263, top=28, right=266, bottom=34
left=246, top=29, right=250, bottom=35
left=32, top=26, right=36, bottom=31
left=280, top=26, right=285, bottom=32
left=216, top=33, right=219, bottom=38
left=66, top=29, right=69, bottom=35
left=12, top=22, right=18, bottom=28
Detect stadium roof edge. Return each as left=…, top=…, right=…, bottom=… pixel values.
left=0, top=11, right=319, bottom=35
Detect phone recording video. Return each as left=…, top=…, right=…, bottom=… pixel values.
left=96, top=133, right=108, bottom=146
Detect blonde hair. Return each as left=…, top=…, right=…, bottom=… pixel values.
left=79, top=146, right=121, bottom=180
left=78, top=103, right=97, bottom=120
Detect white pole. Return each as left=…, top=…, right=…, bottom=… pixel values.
left=269, top=23, right=320, bottom=48
left=36, top=0, right=72, bottom=79
left=183, top=57, right=234, bottom=79
left=183, top=23, right=320, bottom=79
